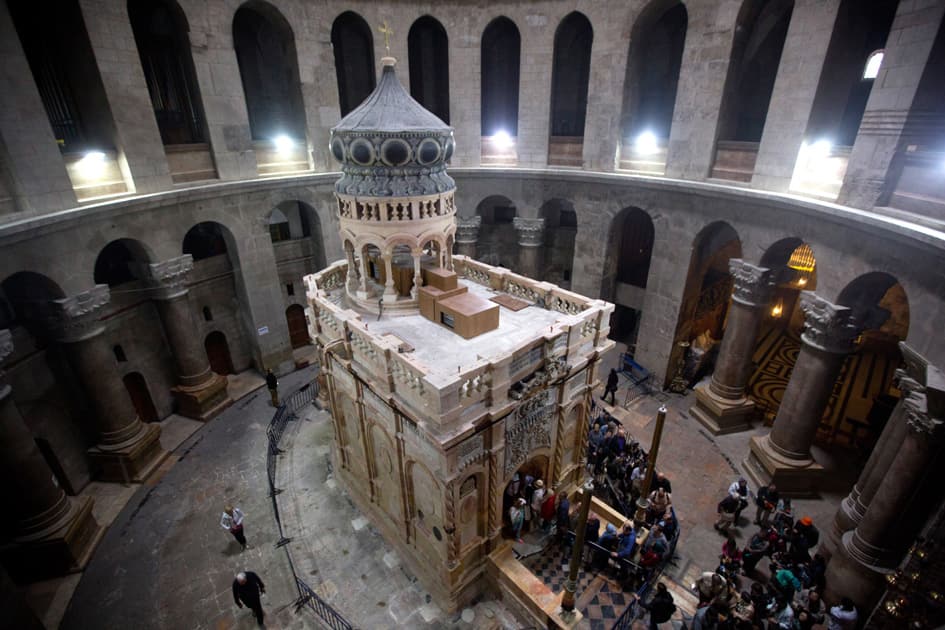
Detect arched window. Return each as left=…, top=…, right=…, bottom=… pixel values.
left=331, top=12, right=376, bottom=116
left=128, top=0, right=207, bottom=145
left=114, top=345, right=127, bottom=362
left=408, top=16, right=450, bottom=123
left=550, top=13, right=593, bottom=138
left=203, top=306, right=213, bottom=321
left=481, top=18, right=520, bottom=137
left=863, top=49, right=884, bottom=80
left=233, top=4, right=306, bottom=142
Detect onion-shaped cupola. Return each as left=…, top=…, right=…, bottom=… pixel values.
left=328, top=57, right=458, bottom=314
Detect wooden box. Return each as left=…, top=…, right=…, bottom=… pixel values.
left=435, top=292, right=500, bottom=339
left=422, top=267, right=458, bottom=291
left=419, top=285, right=467, bottom=321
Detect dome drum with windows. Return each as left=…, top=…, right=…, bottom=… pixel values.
left=328, top=56, right=457, bottom=314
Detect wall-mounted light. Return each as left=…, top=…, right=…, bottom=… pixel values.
left=273, top=134, right=295, bottom=153
left=797, top=276, right=808, bottom=287
left=492, top=130, right=513, bottom=150
left=76, top=151, right=107, bottom=179
left=771, top=299, right=784, bottom=318
left=634, top=130, right=659, bottom=156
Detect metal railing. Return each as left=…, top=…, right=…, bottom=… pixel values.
left=610, top=526, right=681, bottom=630
left=265, top=378, right=354, bottom=629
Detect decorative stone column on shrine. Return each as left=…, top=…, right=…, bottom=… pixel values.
left=691, top=260, right=775, bottom=434
left=454, top=216, right=481, bottom=260
left=0, top=330, right=105, bottom=583
left=821, top=345, right=923, bottom=559
left=512, top=217, right=545, bottom=279
left=745, top=292, right=858, bottom=495
left=52, top=286, right=168, bottom=483
left=824, top=361, right=944, bottom=611
left=149, top=255, right=230, bottom=421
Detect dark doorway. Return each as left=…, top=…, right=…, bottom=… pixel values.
left=205, top=331, right=234, bottom=374
left=331, top=11, right=376, bottom=116
left=123, top=372, right=159, bottom=423
left=481, top=17, right=521, bottom=136
left=285, top=304, right=309, bottom=348
left=550, top=12, right=593, bottom=137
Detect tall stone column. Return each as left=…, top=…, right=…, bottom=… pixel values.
left=149, top=256, right=230, bottom=421
left=52, top=286, right=168, bottom=483
left=821, top=356, right=920, bottom=559
left=825, top=369, right=944, bottom=610
left=745, top=292, right=858, bottom=494
left=381, top=254, right=397, bottom=300
left=512, top=217, right=545, bottom=280
left=0, top=330, right=104, bottom=583
left=454, top=216, right=481, bottom=260
left=692, top=260, right=775, bottom=434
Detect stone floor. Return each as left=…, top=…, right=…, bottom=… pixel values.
left=32, top=343, right=857, bottom=630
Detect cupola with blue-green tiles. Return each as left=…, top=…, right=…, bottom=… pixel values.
left=329, top=57, right=455, bottom=197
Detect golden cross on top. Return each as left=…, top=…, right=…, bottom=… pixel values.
left=378, top=21, right=393, bottom=56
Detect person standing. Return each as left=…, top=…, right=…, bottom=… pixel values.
left=727, top=477, right=750, bottom=523
left=509, top=498, right=526, bottom=543
left=827, top=597, right=858, bottom=629
left=636, top=581, right=676, bottom=630
left=266, top=369, right=279, bottom=407
left=221, top=505, right=248, bottom=551
left=530, top=480, right=546, bottom=530
left=755, top=483, right=779, bottom=526
left=602, top=368, right=619, bottom=405
left=232, top=571, right=266, bottom=626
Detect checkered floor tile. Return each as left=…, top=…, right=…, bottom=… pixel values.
left=522, top=547, right=634, bottom=626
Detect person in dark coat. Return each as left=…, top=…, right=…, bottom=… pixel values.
left=602, top=368, right=619, bottom=404
left=637, top=582, right=676, bottom=630
left=233, top=571, right=266, bottom=626
left=555, top=492, right=571, bottom=541
left=266, top=369, right=279, bottom=407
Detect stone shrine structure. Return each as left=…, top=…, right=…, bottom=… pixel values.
left=306, top=57, right=613, bottom=611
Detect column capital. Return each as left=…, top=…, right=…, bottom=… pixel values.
left=729, top=259, right=776, bottom=307
left=455, top=216, right=482, bottom=243
left=149, top=254, right=194, bottom=300
left=903, top=391, right=941, bottom=438
left=512, top=217, right=545, bottom=247
left=799, top=292, right=858, bottom=354
left=49, top=286, right=110, bottom=343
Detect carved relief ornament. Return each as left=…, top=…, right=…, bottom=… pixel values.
left=728, top=259, right=775, bottom=307
left=799, top=292, right=859, bottom=354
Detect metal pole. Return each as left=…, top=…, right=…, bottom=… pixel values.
left=635, top=405, right=668, bottom=522
left=561, top=480, right=594, bottom=612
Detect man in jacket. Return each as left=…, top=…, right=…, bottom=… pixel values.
left=233, top=571, right=266, bottom=626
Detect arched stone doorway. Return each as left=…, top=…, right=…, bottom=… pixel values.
left=285, top=304, right=309, bottom=349
left=501, top=454, right=550, bottom=536
left=602, top=207, right=655, bottom=350
left=123, top=372, right=159, bottom=423
left=205, top=331, right=234, bottom=375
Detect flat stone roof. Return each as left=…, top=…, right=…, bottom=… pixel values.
left=350, top=280, right=563, bottom=376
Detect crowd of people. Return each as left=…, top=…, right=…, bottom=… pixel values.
left=680, top=478, right=859, bottom=629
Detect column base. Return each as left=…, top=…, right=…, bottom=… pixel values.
left=0, top=496, right=105, bottom=584
left=823, top=531, right=889, bottom=613
left=744, top=435, right=824, bottom=497
left=821, top=495, right=862, bottom=561
left=690, top=384, right=755, bottom=435
left=88, top=423, right=169, bottom=483
left=172, top=373, right=231, bottom=421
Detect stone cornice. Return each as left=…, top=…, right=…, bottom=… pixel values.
left=512, top=217, right=545, bottom=247
left=799, top=292, right=859, bottom=354
left=729, top=259, right=775, bottom=307
left=49, top=285, right=110, bottom=342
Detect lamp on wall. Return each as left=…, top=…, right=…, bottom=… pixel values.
left=771, top=299, right=784, bottom=318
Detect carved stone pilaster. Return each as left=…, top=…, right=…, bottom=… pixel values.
left=149, top=254, right=194, bottom=300
left=49, top=285, right=110, bottom=343
left=729, top=259, right=775, bottom=307
left=799, top=292, right=859, bottom=354
left=0, top=329, right=12, bottom=365
left=504, top=390, right=554, bottom=477
left=455, top=216, right=481, bottom=244
left=512, top=217, right=545, bottom=247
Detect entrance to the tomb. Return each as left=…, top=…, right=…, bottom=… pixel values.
left=205, top=331, right=234, bottom=375
left=285, top=304, right=309, bottom=348
left=502, top=455, right=550, bottom=533
left=122, top=372, right=159, bottom=423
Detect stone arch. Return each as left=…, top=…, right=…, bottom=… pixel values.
left=602, top=207, right=655, bottom=347
left=548, top=11, right=593, bottom=166
left=457, top=470, right=486, bottom=552
left=481, top=17, right=521, bottom=137
left=0, top=272, right=66, bottom=340
left=408, top=16, right=450, bottom=124
left=331, top=11, right=376, bottom=117
left=475, top=195, right=517, bottom=268
left=204, top=330, right=234, bottom=374
left=232, top=1, right=306, bottom=142
left=285, top=304, right=309, bottom=348
left=667, top=221, right=742, bottom=384
left=837, top=272, right=909, bottom=342
left=540, top=199, right=577, bottom=288
left=618, top=0, right=687, bottom=169
left=369, top=423, right=402, bottom=521
left=760, top=237, right=818, bottom=332
left=93, top=238, right=154, bottom=288
left=128, top=0, right=208, bottom=145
